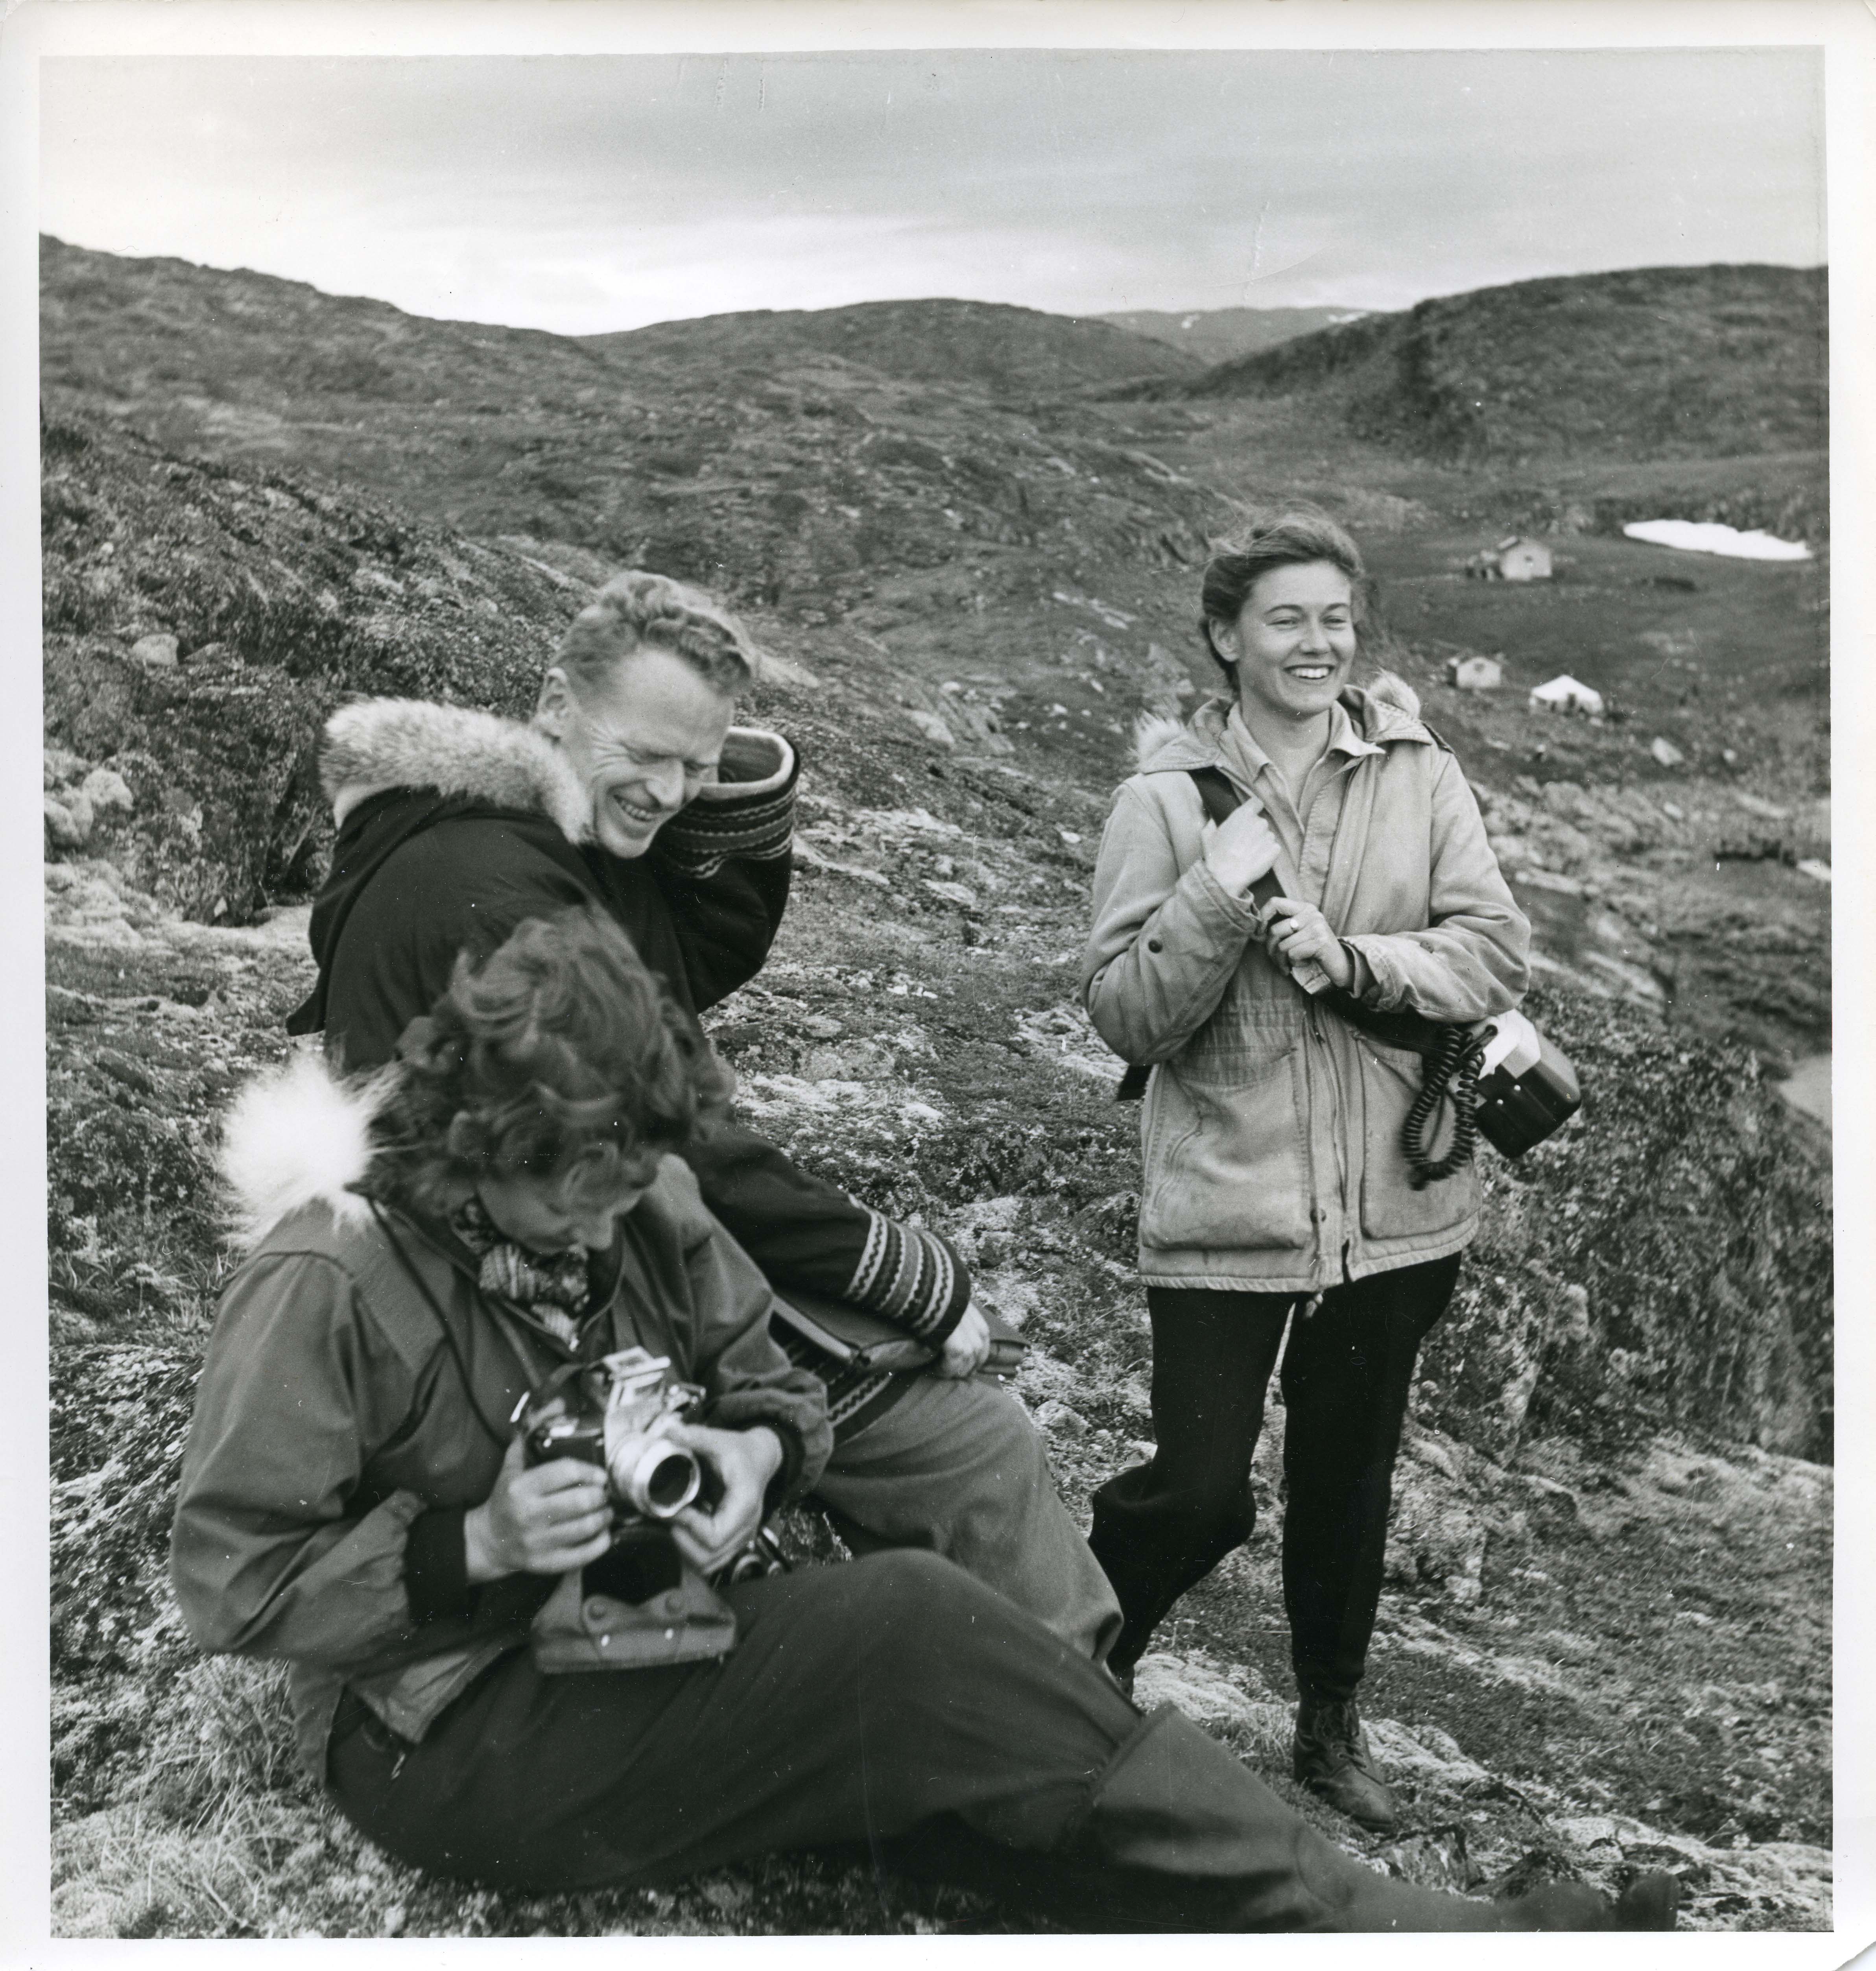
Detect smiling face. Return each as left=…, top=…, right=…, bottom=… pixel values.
left=538, top=645, right=736, bottom=859
left=1213, top=560, right=1359, bottom=729
left=476, top=1154, right=661, bottom=1255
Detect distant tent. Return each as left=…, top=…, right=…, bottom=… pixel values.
left=1528, top=674, right=1604, bottom=717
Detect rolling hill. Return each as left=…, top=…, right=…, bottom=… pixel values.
left=584, top=296, right=1198, bottom=395
left=1154, top=264, right=1828, bottom=467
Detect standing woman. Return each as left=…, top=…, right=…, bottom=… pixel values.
left=1081, top=511, right=1529, bottom=1833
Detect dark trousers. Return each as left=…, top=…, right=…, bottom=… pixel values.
left=321, top=1548, right=1513, bottom=1930
left=1089, top=1254, right=1461, bottom=1692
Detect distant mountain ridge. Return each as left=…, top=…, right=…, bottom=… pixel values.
left=1142, top=263, right=1828, bottom=465
left=1098, top=305, right=1370, bottom=367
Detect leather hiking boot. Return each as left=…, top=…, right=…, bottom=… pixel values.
left=1292, top=1697, right=1399, bottom=1834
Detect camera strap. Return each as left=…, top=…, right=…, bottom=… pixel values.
left=1112, top=766, right=1576, bottom=1177
left=1114, top=767, right=1441, bottom=1102
left=367, top=1199, right=518, bottom=1452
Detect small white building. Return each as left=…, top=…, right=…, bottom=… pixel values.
left=1528, top=674, right=1604, bottom=717
left=1446, top=654, right=1504, bottom=692
left=1468, top=536, right=1554, bottom=582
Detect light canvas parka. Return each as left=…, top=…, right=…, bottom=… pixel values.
left=1083, top=679, right=1529, bottom=1294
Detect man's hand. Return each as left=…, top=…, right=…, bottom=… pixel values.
left=464, top=1435, right=613, bottom=1584
left=1260, top=897, right=1354, bottom=991
left=1204, top=800, right=1282, bottom=899
left=936, top=1303, right=992, bottom=1379
left=663, top=1422, right=784, bottom=1576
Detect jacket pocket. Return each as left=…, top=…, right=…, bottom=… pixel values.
left=1139, top=1015, right=1310, bottom=1255
left=1355, top=1038, right=1477, bottom=1243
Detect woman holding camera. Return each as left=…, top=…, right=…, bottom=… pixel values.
left=170, top=904, right=1668, bottom=1929
left=1083, top=513, right=1530, bottom=1833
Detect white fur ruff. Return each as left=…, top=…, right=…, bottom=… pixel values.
left=219, top=1051, right=393, bottom=1250
left=320, top=698, right=592, bottom=842
left=1132, top=673, right=1420, bottom=771
left=1132, top=711, right=1187, bottom=771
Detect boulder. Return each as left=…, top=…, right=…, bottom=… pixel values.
left=44, top=745, right=89, bottom=788
left=130, top=632, right=179, bottom=668
left=79, top=767, right=134, bottom=817
left=44, top=791, right=94, bottom=849
left=904, top=708, right=956, bottom=750
left=1649, top=736, right=1685, bottom=768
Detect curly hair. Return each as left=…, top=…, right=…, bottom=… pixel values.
left=554, top=569, right=756, bottom=700
left=373, top=907, right=732, bottom=1216
left=1198, top=508, right=1368, bottom=684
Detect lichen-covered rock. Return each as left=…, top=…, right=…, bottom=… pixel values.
left=1419, top=984, right=1831, bottom=1462
left=44, top=791, right=93, bottom=849
left=80, top=767, right=135, bottom=816
left=41, top=414, right=584, bottom=922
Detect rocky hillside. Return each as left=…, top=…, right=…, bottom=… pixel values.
left=40, top=236, right=1218, bottom=614
left=40, top=411, right=586, bottom=921
left=46, top=718, right=1831, bottom=1937
left=1147, top=264, right=1828, bottom=472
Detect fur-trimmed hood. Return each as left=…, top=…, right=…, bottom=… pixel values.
left=1132, top=673, right=1427, bottom=777
left=318, top=697, right=798, bottom=843
left=219, top=1052, right=391, bottom=1251
left=321, top=699, right=593, bottom=839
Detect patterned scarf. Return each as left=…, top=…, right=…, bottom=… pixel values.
left=448, top=1194, right=596, bottom=1352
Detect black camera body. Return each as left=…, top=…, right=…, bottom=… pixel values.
left=1469, top=1009, right=1582, bottom=1158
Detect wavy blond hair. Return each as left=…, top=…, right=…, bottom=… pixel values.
left=555, top=569, right=756, bottom=699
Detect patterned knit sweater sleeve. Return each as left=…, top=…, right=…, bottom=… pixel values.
left=682, top=1117, right=972, bottom=1347
left=647, top=729, right=798, bottom=1014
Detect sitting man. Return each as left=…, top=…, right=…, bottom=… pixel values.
left=175, top=905, right=1675, bottom=1930
left=285, top=568, right=1119, bottom=1661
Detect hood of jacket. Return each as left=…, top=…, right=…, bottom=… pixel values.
left=288, top=695, right=800, bottom=1044
left=321, top=698, right=594, bottom=839
left=219, top=1052, right=394, bottom=1252
left=1131, top=673, right=1430, bottom=778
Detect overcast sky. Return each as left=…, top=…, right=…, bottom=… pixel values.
left=39, top=48, right=1824, bottom=335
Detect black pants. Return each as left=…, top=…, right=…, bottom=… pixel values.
left=1089, top=1253, right=1461, bottom=1691
left=322, top=1549, right=1517, bottom=1930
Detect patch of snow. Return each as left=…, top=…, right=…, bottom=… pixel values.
left=1623, top=519, right=1811, bottom=561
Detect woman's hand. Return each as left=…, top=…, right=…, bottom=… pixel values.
left=463, top=1435, right=614, bottom=1584
left=1203, top=801, right=1282, bottom=899
left=662, top=1421, right=784, bottom=1576
left=1261, top=897, right=1355, bottom=991
left=936, top=1303, right=992, bottom=1379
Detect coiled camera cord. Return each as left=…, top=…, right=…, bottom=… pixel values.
left=1401, top=1026, right=1490, bottom=1189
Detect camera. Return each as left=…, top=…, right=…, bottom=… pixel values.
left=518, top=1351, right=778, bottom=1673
left=520, top=1346, right=709, bottom=1523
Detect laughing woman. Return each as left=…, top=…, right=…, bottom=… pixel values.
left=1082, top=511, right=1531, bottom=1834
left=170, top=905, right=1671, bottom=1930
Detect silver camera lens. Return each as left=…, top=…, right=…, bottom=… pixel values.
left=610, top=1437, right=702, bottom=1519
